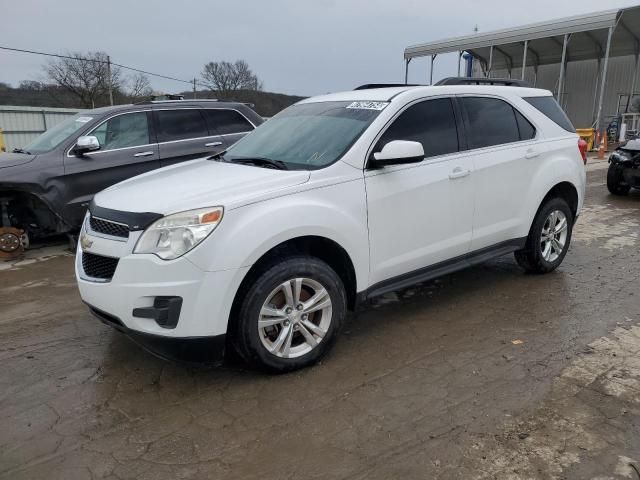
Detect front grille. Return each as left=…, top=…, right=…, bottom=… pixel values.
left=82, top=252, right=119, bottom=280
left=89, top=216, right=129, bottom=238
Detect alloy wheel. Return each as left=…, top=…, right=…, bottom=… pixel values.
left=540, top=210, right=568, bottom=262
left=258, top=277, right=333, bottom=358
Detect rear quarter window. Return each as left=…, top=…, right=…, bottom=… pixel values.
left=524, top=96, right=575, bottom=133
left=203, top=109, right=254, bottom=135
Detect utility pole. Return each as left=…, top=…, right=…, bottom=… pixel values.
left=193, top=78, right=197, bottom=99
left=106, top=55, right=114, bottom=106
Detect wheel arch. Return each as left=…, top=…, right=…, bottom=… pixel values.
left=229, top=235, right=359, bottom=322
left=540, top=181, right=579, bottom=220
left=0, top=186, right=67, bottom=235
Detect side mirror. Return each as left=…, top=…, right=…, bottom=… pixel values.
left=369, top=140, right=424, bottom=168
left=74, top=136, right=100, bottom=155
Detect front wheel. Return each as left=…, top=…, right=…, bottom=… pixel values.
left=232, top=256, right=346, bottom=373
left=515, top=198, right=573, bottom=274
left=607, top=164, right=631, bottom=196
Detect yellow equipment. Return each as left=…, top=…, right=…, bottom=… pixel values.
left=576, top=128, right=596, bottom=151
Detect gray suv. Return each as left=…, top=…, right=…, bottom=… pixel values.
left=0, top=100, right=263, bottom=250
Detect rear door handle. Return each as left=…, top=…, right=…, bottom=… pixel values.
left=205, top=141, right=223, bottom=147
left=525, top=148, right=540, bottom=159
left=449, top=167, right=471, bottom=180
left=133, top=151, right=154, bottom=157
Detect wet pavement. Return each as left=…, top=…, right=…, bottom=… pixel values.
left=1, top=160, right=639, bottom=479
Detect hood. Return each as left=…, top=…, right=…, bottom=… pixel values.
left=0, top=152, right=37, bottom=169
left=94, top=159, right=310, bottom=214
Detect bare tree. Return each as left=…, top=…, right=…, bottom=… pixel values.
left=18, top=80, right=46, bottom=91
left=44, top=51, right=122, bottom=108
left=201, top=60, right=262, bottom=96
left=127, top=73, right=153, bottom=100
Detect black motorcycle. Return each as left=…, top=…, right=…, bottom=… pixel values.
left=608, top=137, right=640, bottom=196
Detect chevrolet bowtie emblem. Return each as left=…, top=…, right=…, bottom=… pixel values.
left=80, top=234, right=93, bottom=250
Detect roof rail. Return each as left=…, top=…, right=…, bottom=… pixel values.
left=435, top=77, right=531, bottom=87
left=133, top=98, right=219, bottom=105
left=354, top=83, right=425, bottom=90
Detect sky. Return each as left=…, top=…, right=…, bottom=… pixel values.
left=2, top=0, right=639, bottom=97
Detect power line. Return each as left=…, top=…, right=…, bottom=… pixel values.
left=0, top=45, right=206, bottom=87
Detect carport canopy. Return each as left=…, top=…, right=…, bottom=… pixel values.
left=403, top=5, right=640, bottom=131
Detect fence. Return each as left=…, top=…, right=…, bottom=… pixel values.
left=0, top=105, right=84, bottom=152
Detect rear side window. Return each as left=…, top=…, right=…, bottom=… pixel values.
left=376, top=98, right=459, bottom=158
left=203, top=109, right=254, bottom=135
left=514, top=109, right=536, bottom=140
left=461, top=97, right=520, bottom=149
left=524, top=96, right=575, bottom=132
left=156, top=109, right=208, bottom=142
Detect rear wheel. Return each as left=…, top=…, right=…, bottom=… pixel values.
left=607, top=164, right=631, bottom=196
left=515, top=197, right=573, bottom=274
left=232, top=256, right=346, bottom=373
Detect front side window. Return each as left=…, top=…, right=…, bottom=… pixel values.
left=375, top=98, right=459, bottom=158
left=462, top=97, right=521, bottom=149
left=91, top=112, right=150, bottom=150
left=224, top=101, right=383, bottom=170
left=203, top=109, right=254, bottom=135
left=156, top=109, right=208, bottom=142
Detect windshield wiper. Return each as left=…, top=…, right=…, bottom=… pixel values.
left=12, top=148, right=31, bottom=155
left=226, top=156, right=289, bottom=170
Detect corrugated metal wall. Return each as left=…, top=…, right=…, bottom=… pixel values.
left=473, top=54, right=639, bottom=128
left=0, top=106, right=85, bottom=152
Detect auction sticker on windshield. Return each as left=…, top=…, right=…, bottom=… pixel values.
left=346, top=101, right=389, bottom=110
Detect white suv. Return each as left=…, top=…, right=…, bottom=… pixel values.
left=76, top=83, right=586, bottom=372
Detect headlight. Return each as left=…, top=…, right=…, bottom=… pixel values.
left=133, top=207, right=223, bottom=260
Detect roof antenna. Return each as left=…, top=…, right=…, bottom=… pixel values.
left=473, top=24, right=479, bottom=33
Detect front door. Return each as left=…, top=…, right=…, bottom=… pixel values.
left=365, top=97, right=474, bottom=286
left=62, top=110, right=159, bottom=224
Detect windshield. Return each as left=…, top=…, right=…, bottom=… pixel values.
left=23, top=113, right=94, bottom=154
left=224, top=101, right=386, bottom=169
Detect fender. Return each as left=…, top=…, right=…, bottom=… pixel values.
left=185, top=178, right=370, bottom=291
left=522, top=147, right=584, bottom=233
left=608, top=150, right=635, bottom=167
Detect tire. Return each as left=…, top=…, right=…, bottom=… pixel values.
left=607, top=164, right=631, bottom=196
left=515, top=197, right=573, bottom=274
left=232, top=255, right=346, bottom=373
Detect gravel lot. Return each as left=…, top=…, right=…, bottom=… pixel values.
left=1, top=159, right=639, bottom=480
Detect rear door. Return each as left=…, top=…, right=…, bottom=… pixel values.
left=155, top=108, right=225, bottom=167
left=62, top=110, right=159, bottom=223
left=201, top=108, right=256, bottom=148
left=459, top=95, right=540, bottom=251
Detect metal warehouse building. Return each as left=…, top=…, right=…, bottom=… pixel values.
left=404, top=5, right=640, bottom=135
left=0, top=106, right=82, bottom=152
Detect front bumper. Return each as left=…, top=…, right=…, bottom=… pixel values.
left=87, top=305, right=227, bottom=364
left=75, top=223, right=250, bottom=339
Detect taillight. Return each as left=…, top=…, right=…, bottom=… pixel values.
left=578, top=138, right=588, bottom=165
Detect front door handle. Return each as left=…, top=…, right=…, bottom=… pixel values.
left=205, top=141, right=223, bottom=147
left=134, top=151, right=154, bottom=157
left=525, top=148, right=540, bottom=159
left=449, top=167, right=471, bottom=180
